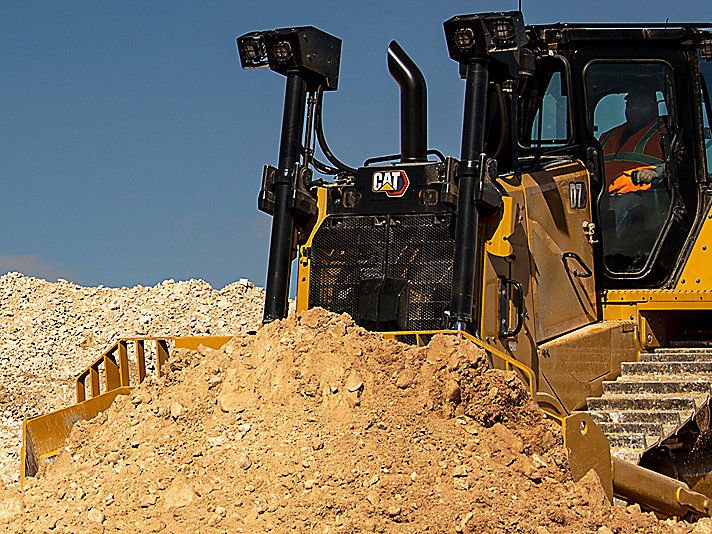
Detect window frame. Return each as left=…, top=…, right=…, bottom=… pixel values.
left=518, top=55, right=574, bottom=151
left=582, top=58, right=678, bottom=142
left=583, top=58, right=679, bottom=278
left=699, top=57, right=712, bottom=182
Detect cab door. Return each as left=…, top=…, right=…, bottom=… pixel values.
left=575, top=45, right=700, bottom=288
left=517, top=57, right=598, bottom=342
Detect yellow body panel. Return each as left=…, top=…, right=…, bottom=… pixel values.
left=296, top=188, right=329, bottom=314
left=602, top=289, right=712, bottom=349
left=484, top=196, right=514, bottom=257
left=675, top=204, right=712, bottom=290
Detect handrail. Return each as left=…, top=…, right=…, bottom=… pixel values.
left=380, top=329, right=535, bottom=399
left=74, top=336, right=233, bottom=403
left=23, top=335, right=233, bottom=485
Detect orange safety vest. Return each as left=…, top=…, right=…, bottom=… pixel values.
left=599, top=119, right=666, bottom=194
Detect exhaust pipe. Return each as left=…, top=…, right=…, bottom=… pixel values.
left=387, top=41, right=427, bottom=163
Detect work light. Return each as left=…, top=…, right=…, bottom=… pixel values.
left=236, top=27, right=341, bottom=91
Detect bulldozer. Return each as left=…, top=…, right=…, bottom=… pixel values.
left=235, top=11, right=712, bottom=518
left=19, top=8, right=712, bottom=521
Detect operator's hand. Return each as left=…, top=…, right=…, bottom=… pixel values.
left=633, top=168, right=659, bottom=185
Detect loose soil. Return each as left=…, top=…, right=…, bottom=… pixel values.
left=2, top=306, right=709, bottom=533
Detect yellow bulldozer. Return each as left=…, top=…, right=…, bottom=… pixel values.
left=233, top=11, right=712, bottom=517
left=22, top=9, right=712, bottom=520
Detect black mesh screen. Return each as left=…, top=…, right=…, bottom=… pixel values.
left=309, top=214, right=455, bottom=330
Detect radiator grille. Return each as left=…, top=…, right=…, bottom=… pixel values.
left=309, top=214, right=455, bottom=330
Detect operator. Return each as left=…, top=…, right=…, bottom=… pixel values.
left=599, top=87, right=666, bottom=195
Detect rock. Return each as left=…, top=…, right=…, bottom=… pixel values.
left=444, top=380, right=461, bottom=404
left=452, top=465, right=468, bottom=477
left=395, top=370, right=414, bottom=389
left=0, top=492, right=23, bottom=522
left=365, top=474, right=379, bottom=487
left=453, top=478, right=469, bottom=491
left=239, top=454, right=252, bottom=470
left=87, top=508, right=104, bottom=523
left=386, top=505, right=401, bottom=517
left=140, top=494, right=157, bottom=507
left=299, top=308, right=322, bottom=328
left=490, top=423, right=523, bottom=454
left=366, top=490, right=379, bottom=508
left=575, top=469, right=609, bottom=507
left=626, top=503, right=642, bottom=514
left=170, top=402, right=184, bottom=418
left=346, top=372, right=364, bottom=393
left=693, top=518, right=712, bottom=533
left=163, top=478, right=196, bottom=509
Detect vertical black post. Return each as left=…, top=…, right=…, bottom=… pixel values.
left=450, top=59, right=489, bottom=332
left=387, top=41, right=428, bottom=163
left=263, top=70, right=308, bottom=323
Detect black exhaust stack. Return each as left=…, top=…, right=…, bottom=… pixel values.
left=387, top=41, right=427, bottom=163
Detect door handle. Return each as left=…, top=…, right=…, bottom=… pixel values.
left=498, top=276, right=524, bottom=338
left=562, top=252, right=593, bottom=278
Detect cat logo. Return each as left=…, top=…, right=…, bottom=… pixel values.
left=371, top=170, right=410, bottom=197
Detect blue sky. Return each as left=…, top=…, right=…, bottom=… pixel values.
left=1, top=1, right=710, bottom=289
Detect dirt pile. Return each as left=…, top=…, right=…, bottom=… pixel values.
left=0, top=272, right=264, bottom=485
left=0, top=309, right=699, bottom=533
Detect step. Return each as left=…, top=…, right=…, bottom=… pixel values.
left=612, top=448, right=645, bottom=464
left=597, top=421, right=665, bottom=438
left=587, top=395, right=698, bottom=412
left=670, top=340, right=712, bottom=348
left=655, top=347, right=712, bottom=354
left=640, top=352, right=712, bottom=363
left=602, top=380, right=712, bottom=396
left=621, top=361, right=712, bottom=376
left=607, top=432, right=649, bottom=449
left=587, top=410, right=682, bottom=427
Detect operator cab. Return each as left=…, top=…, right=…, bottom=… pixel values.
left=517, top=25, right=712, bottom=289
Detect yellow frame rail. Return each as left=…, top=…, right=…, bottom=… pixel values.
left=380, top=329, right=535, bottom=399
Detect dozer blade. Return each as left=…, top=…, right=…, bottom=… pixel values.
left=21, top=335, right=233, bottom=486
left=565, top=413, right=711, bottom=519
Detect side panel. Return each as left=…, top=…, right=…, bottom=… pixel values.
left=522, top=161, right=597, bottom=341
left=538, top=321, right=638, bottom=412
left=482, top=177, right=539, bottom=387
left=483, top=162, right=606, bottom=415
left=296, top=188, right=329, bottom=314
left=673, top=203, right=712, bottom=290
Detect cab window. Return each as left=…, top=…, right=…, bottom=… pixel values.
left=701, top=58, right=712, bottom=180
left=584, top=61, right=675, bottom=275
left=519, top=60, right=570, bottom=148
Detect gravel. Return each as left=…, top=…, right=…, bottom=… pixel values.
left=0, top=271, right=265, bottom=485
